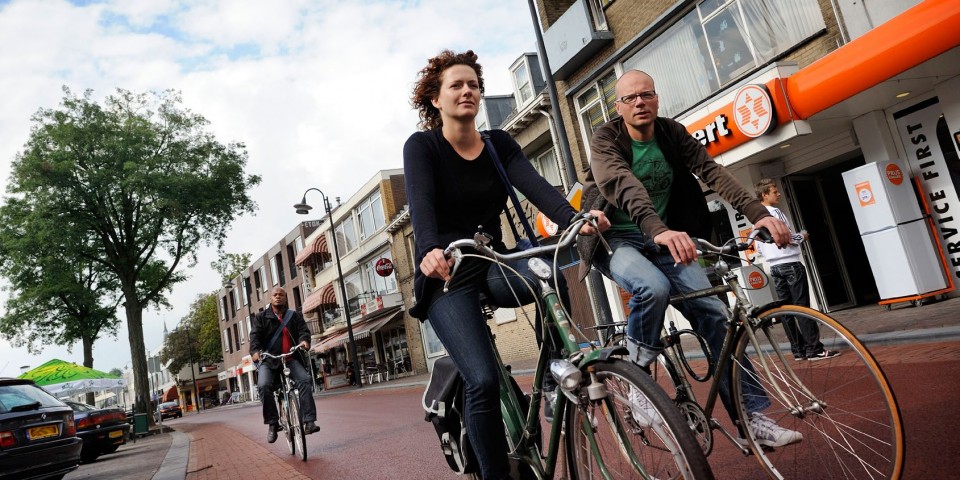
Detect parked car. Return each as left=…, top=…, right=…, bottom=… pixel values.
left=64, top=401, right=128, bottom=463
left=0, top=377, right=82, bottom=480
left=155, top=401, right=182, bottom=421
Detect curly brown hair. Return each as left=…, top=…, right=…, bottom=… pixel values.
left=411, top=49, right=485, bottom=131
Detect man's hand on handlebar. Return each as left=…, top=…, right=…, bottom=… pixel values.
left=654, top=230, right=699, bottom=265
left=252, top=351, right=260, bottom=363
left=752, top=216, right=791, bottom=247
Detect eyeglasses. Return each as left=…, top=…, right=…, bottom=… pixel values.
left=618, top=91, right=657, bottom=104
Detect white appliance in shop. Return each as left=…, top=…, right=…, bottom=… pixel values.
left=841, top=161, right=946, bottom=300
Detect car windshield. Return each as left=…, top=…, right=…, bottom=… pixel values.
left=0, top=384, right=65, bottom=414
left=160, top=402, right=177, bottom=409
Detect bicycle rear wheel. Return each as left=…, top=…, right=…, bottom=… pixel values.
left=565, top=359, right=713, bottom=480
left=732, top=305, right=904, bottom=479
left=288, top=389, right=308, bottom=461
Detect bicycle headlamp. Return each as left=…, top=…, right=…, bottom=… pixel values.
left=528, top=257, right=553, bottom=281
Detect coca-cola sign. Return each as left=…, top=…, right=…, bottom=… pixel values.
left=375, top=258, right=394, bottom=277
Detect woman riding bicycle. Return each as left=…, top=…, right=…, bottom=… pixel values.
left=403, top=49, right=608, bottom=480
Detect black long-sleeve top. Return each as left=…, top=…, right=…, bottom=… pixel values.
left=403, top=128, right=577, bottom=319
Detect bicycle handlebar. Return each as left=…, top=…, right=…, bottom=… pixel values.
left=256, top=345, right=304, bottom=365
left=694, top=227, right=773, bottom=256
left=442, top=213, right=604, bottom=292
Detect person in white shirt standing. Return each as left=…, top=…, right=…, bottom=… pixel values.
left=755, top=178, right=839, bottom=361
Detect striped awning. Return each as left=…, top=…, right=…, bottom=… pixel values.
left=295, top=234, right=329, bottom=266
left=312, top=311, right=401, bottom=353
left=302, top=282, right=337, bottom=314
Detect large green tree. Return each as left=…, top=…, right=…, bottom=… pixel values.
left=160, top=293, right=221, bottom=374
left=0, top=197, right=121, bottom=405
left=4, top=87, right=260, bottom=418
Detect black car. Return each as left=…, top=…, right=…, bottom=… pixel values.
left=155, top=401, right=182, bottom=421
left=64, top=401, right=128, bottom=463
left=0, top=378, right=82, bottom=480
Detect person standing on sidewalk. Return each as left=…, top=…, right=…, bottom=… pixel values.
left=755, top=178, right=839, bottom=361
left=250, top=287, right=320, bottom=443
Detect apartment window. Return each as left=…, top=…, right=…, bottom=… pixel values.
left=275, top=253, right=285, bottom=286
left=361, top=250, right=398, bottom=297
left=357, top=191, right=385, bottom=241
left=512, top=60, right=534, bottom=105
left=269, top=257, right=279, bottom=286
left=223, top=328, right=231, bottom=353
left=233, top=324, right=240, bottom=350
left=531, top=149, right=562, bottom=187
left=259, top=266, right=268, bottom=291
left=621, top=0, right=824, bottom=117
left=246, top=316, right=253, bottom=345
left=295, top=235, right=304, bottom=254
left=220, top=296, right=227, bottom=321
left=589, top=0, right=612, bottom=30
left=238, top=318, right=245, bottom=344
left=293, top=286, right=302, bottom=312
left=476, top=101, right=489, bottom=131
left=575, top=70, right=618, bottom=143
left=287, top=243, right=297, bottom=279
left=335, top=218, right=358, bottom=253
left=229, top=290, right=237, bottom=315
left=343, top=271, right=363, bottom=319
left=406, top=234, right=416, bottom=271
left=241, top=277, right=249, bottom=306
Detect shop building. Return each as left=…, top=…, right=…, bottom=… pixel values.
left=535, top=0, right=959, bottom=316
left=297, top=170, right=411, bottom=389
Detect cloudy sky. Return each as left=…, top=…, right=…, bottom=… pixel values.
left=0, top=0, right=539, bottom=376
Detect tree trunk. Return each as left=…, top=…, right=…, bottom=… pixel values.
left=82, top=336, right=95, bottom=406
left=124, top=292, right=153, bottom=426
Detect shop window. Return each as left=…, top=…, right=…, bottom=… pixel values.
left=361, top=250, right=398, bottom=296
left=421, top=319, right=446, bottom=358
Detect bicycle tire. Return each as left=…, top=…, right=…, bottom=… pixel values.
left=281, top=392, right=295, bottom=455
left=288, top=389, right=308, bottom=461
left=731, top=305, right=904, bottom=480
left=565, top=359, right=714, bottom=480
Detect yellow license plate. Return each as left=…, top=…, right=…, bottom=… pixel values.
left=109, top=430, right=123, bottom=438
left=28, top=425, right=59, bottom=440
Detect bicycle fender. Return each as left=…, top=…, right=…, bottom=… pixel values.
left=577, top=346, right=628, bottom=367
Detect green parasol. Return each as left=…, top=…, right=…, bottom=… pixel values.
left=18, top=359, right=126, bottom=397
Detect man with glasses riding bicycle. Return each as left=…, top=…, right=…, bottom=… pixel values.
left=578, top=70, right=803, bottom=448
left=250, top=287, right=321, bottom=443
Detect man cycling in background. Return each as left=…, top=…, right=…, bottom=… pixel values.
left=250, top=287, right=320, bottom=443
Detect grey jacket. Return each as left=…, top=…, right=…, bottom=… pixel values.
left=577, top=116, right=771, bottom=280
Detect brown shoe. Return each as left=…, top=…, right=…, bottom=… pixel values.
left=303, top=421, right=320, bottom=435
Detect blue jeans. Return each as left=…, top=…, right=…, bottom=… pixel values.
left=257, top=358, right=317, bottom=425
left=427, top=258, right=564, bottom=480
left=770, top=262, right=824, bottom=357
left=594, top=230, right=769, bottom=416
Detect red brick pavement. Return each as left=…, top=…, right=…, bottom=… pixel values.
left=179, top=423, right=311, bottom=480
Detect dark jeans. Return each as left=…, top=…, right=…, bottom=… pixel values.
left=770, top=262, right=824, bottom=357
left=427, top=258, right=565, bottom=480
left=257, top=358, right=317, bottom=425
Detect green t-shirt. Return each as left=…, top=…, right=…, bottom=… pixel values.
left=608, top=139, right=673, bottom=232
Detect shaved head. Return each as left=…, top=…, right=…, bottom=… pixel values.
left=614, top=70, right=659, bottom=141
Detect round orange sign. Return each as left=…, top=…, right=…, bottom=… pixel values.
left=885, top=163, right=904, bottom=185
left=748, top=271, right=765, bottom=289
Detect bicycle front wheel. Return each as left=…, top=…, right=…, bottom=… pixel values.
left=732, top=305, right=904, bottom=479
left=280, top=393, right=295, bottom=455
left=565, top=359, right=713, bottom=480
left=288, top=389, right=308, bottom=461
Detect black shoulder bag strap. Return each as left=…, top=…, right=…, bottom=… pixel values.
left=481, top=131, right=539, bottom=248
left=266, top=309, right=295, bottom=353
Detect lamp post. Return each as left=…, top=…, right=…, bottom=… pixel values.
left=294, top=188, right=362, bottom=389
left=183, top=325, right=201, bottom=412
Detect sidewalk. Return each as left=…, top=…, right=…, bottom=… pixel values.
left=142, top=296, right=960, bottom=479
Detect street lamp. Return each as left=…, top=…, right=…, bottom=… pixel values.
left=294, top=188, right=362, bottom=389
left=176, top=324, right=202, bottom=413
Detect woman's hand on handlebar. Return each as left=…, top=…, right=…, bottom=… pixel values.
left=578, top=209, right=610, bottom=236
left=420, top=247, right=454, bottom=281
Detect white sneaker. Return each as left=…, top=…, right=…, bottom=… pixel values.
left=745, top=412, right=803, bottom=447
left=627, top=386, right=660, bottom=428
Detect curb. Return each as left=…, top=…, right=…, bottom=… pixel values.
left=152, top=431, right=189, bottom=480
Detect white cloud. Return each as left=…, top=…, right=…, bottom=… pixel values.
left=0, top=0, right=539, bottom=376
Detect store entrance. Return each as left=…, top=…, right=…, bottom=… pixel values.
left=784, top=156, right=879, bottom=312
